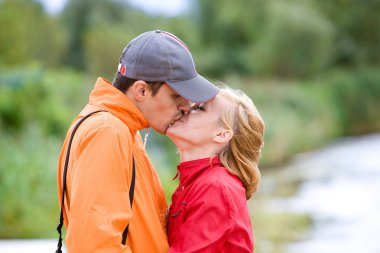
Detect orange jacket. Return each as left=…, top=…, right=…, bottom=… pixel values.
left=58, top=77, right=168, bottom=253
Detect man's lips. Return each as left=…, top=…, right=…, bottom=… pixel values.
left=166, top=118, right=185, bottom=133
left=165, top=119, right=179, bottom=133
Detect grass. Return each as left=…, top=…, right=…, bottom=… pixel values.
left=0, top=126, right=60, bottom=238
left=252, top=210, right=312, bottom=253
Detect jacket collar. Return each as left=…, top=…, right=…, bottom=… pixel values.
left=177, top=157, right=221, bottom=188
left=84, top=77, right=149, bottom=132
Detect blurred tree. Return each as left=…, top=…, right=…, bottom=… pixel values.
left=315, top=0, right=380, bottom=67
left=192, top=0, right=335, bottom=79
left=62, top=0, right=97, bottom=70
left=252, top=1, right=335, bottom=78
left=0, top=0, right=67, bottom=67
left=194, top=0, right=264, bottom=77
left=62, top=0, right=161, bottom=77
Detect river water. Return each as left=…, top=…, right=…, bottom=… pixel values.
left=280, top=134, right=380, bottom=253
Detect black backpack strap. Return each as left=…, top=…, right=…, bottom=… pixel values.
left=56, top=110, right=136, bottom=252
left=56, top=110, right=106, bottom=253
left=121, top=157, right=136, bottom=245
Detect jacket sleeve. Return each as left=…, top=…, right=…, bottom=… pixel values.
left=66, top=125, right=133, bottom=253
left=168, top=181, right=248, bottom=253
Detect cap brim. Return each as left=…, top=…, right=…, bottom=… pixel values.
left=166, top=74, right=219, bottom=103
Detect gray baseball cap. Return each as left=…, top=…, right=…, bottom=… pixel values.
left=117, top=30, right=219, bottom=103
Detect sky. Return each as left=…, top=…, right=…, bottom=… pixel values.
left=38, top=0, right=189, bottom=16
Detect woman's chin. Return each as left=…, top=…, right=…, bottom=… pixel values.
left=166, top=125, right=177, bottom=138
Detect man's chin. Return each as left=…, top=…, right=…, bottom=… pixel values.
left=147, top=125, right=166, bottom=135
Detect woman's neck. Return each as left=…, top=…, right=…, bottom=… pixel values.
left=178, top=148, right=218, bottom=163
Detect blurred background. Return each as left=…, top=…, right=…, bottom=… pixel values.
left=0, top=0, right=380, bottom=252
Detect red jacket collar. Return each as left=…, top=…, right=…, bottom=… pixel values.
left=177, top=157, right=221, bottom=188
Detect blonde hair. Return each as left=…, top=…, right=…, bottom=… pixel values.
left=218, top=87, right=265, bottom=199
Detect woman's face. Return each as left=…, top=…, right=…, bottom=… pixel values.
left=166, top=93, right=229, bottom=149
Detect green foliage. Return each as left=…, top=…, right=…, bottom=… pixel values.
left=252, top=1, right=335, bottom=78
left=328, top=69, right=380, bottom=134
left=225, top=69, right=380, bottom=166
left=194, top=0, right=336, bottom=78
left=63, top=0, right=174, bottom=76
left=0, top=67, right=90, bottom=137
left=195, top=0, right=263, bottom=77
left=252, top=211, right=311, bottom=253
left=83, top=23, right=137, bottom=80
left=0, top=67, right=95, bottom=238
left=62, top=0, right=130, bottom=70
left=318, top=0, right=380, bottom=66
left=228, top=79, right=338, bottom=166
left=0, top=126, right=60, bottom=238
left=193, top=0, right=380, bottom=79
left=0, top=0, right=67, bottom=67
left=1, top=0, right=380, bottom=79
left=0, top=68, right=45, bottom=132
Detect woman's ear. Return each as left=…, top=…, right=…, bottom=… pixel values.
left=213, top=129, right=233, bottom=144
left=131, top=80, right=151, bottom=102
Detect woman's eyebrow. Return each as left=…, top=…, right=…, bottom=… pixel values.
left=190, top=103, right=199, bottom=110
left=191, top=103, right=205, bottom=109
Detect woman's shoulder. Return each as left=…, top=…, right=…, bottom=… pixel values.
left=207, top=164, right=242, bottom=183
left=187, top=165, right=247, bottom=216
left=193, top=164, right=245, bottom=196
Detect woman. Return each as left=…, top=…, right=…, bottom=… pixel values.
left=166, top=86, right=265, bottom=253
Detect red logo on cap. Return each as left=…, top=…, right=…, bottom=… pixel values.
left=120, top=65, right=126, bottom=75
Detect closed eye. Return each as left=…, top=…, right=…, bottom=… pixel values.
left=191, top=103, right=205, bottom=111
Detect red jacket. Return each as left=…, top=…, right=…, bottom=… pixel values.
left=167, top=157, right=254, bottom=253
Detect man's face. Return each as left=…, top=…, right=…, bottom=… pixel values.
left=142, top=83, right=190, bottom=134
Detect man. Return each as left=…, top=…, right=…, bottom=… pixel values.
left=57, top=30, right=219, bottom=253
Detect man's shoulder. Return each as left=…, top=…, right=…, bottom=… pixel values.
left=85, top=111, right=130, bottom=131
left=75, top=111, right=133, bottom=142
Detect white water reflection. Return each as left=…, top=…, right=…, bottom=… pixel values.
left=282, top=134, right=380, bottom=253
left=0, top=239, right=66, bottom=253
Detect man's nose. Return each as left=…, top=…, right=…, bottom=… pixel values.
left=178, top=99, right=191, bottom=115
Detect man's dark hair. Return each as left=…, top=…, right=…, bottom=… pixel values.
left=112, top=72, right=165, bottom=96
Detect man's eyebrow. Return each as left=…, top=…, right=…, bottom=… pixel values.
left=171, top=91, right=181, bottom=97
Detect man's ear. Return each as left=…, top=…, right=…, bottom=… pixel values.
left=131, top=80, right=151, bottom=102
left=213, top=129, right=233, bottom=144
